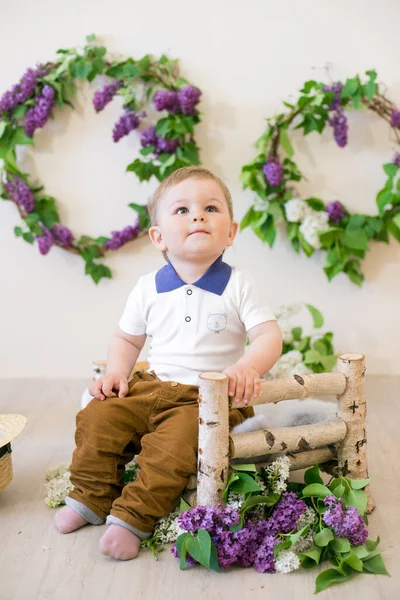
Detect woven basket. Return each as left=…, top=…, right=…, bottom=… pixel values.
left=0, top=446, right=13, bottom=490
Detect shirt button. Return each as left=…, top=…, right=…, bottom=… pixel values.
left=187, top=289, right=193, bottom=295
left=185, top=316, right=191, bottom=322
left=171, top=382, right=178, bottom=387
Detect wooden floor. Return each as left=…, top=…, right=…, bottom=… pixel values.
left=0, top=377, right=399, bottom=600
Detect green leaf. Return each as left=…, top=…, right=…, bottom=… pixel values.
left=365, top=536, right=380, bottom=552
left=229, top=472, right=262, bottom=495
left=14, top=226, right=23, bottom=237
left=376, top=188, right=393, bottom=213
left=240, top=206, right=256, bottom=231
left=304, top=465, right=323, bottom=485
left=332, top=483, right=346, bottom=498
left=291, top=326, right=302, bottom=341
left=299, top=545, right=322, bottom=568
left=362, top=553, right=390, bottom=575
left=341, top=229, right=369, bottom=251
left=230, top=463, right=257, bottom=472
left=186, top=530, right=212, bottom=568
left=22, top=232, right=34, bottom=244
left=279, top=127, right=294, bottom=158
left=179, top=497, right=191, bottom=513
left=349, top=478, right=371, bottom=490
left=176, top=533, right=189, bottom=570
left=342, top=550, right=363, bottom=572
left=383, top=163, right=398, bottom=178
left=305, top=304, right=324, bottom=328
left=240, top=493, right=281, bottom=514
left=344, top=488, right=368, bottom=516
left=12, top=127, right=34, bottom=146
left=315, top=567, right=351, bottom=593
left=320, top=355, right=338, bottom=371
left=341, top=78, right=359, bottom=98
left=330, top=536, right=351, bottom=553
left=0, top=121, right=8, bottom=139
left=352, top=544, right=369, bottom=559
left=302, top=483, right=331, bottom=499
left=86, top=33, right=96, bottom=42
left=314, top=527, right=334, bottom=547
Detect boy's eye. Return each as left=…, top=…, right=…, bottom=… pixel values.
left=205, top=205, right=217, bottom=212
left=176, top=207, right=188, bottom=215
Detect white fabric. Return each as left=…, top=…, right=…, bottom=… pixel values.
left=119, top=267, right=276, bottom=386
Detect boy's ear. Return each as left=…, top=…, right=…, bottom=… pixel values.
left=226, top=220, right=239, bottom=247
left=148, top=225, right=167, bottom=252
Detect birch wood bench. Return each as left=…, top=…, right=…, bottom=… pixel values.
left=87, top=352, right=374, bottom=514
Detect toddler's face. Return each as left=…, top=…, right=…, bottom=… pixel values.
left=149, top=178, right=237, bottom=262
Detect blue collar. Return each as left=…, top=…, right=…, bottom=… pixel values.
left=155, top=255, right=232, bottom=296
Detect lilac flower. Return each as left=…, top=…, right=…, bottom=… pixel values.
left=156, top=135, right=179, bottom=154
left=112, top=111, right=140, bottom=142
left=322, top=495, right=368, bottom=546
left=0, top=66, right=47, bottom=112
left=267, top=492, right=307, bottom=535
left=323, top=82, right=343, bottom=111
left=51, top=224, right=74, bottom=248
left=326, top=200, right=346, bottom=223
left=178, top=504, right=240, bottom=533
left=177, top=86, right=201, bottom=115
left=92, top=80, right=122, bottom=112
left=328, top=108, right=348, bottom=148
left=394, top=152, right=400, bottom=166
left=263, top=158, right=283, bottom=187
left=24, top=85, right=55, bottom=137
left=390, top=109, right=400, bottom=128
left=254, top=535, right=277, bottom=573
left=103, top=222, right=141, bottom=250
left=37, top=228, right=54, bottom=255
left=153, top=90, right=179, bottom=113
left=140, top=126, right=157, bottom=147
left=4, top=176, right=35, bottom=213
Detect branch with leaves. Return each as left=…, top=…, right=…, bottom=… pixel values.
left=240, top=70, right=400, bottom=286
left=0, top=35, right=202, bottom=283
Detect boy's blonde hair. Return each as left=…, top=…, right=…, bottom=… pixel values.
left=148, top=166, right=233, bottom=225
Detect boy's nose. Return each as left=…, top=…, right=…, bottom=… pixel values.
left=192, top=216, right=205, bottom=222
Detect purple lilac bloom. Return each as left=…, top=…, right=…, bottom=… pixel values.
left=92, top=80, right=122, bottom=112
left=24, top=85, right=56, bottom=137
left=177, top=86, right=201, bottom=115
left=394, top=152, right=400, bottom=166
left=326, top=200, right=346, bottom=223
left=328, top=108, right=348, bottom=148
left=51, top=224, right=74, bottom=248
left=140, top=125, right=157, bottom=147
left=322, top=495, right=368, bottom=546
left=112, top=111, right=140, bottom=142
left=156, top=135, right=179, bottom=154
left=390, top=109, right=400, bottom=128
left=267, top=492, right=307, bottom=535
left=103, top=222, right=141, bottom=250
left=4, top=176, right=35, bottom=213
left=263, top=158, right=283, bottom=187
left=37, top=228, right=54, bottom=255
left=153, top=90, right=179, bottom=113
left=323, top=82, right=343, bottom=111
left=178, top=504, right=240, bottom=533
left=0, top=66, right=47, bottom=112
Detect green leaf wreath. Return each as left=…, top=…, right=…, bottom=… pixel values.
left=0, top=35, right=202, bottom=283
left=240, top=70, right=400, bottom=286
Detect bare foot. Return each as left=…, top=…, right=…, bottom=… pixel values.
left=99, top=524, right=141, bottom=560
left=54, top=506, right=89, bottom=534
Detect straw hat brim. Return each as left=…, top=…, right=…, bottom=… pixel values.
left=0, top=414, right=27, bottom=448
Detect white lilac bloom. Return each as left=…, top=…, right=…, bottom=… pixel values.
left=292, top=531, right=314, bottom=554
left=45, top=465, right=73, bottom=508
left=275, top=303, right=303, bottom=321
left=153, top=509, right=185, bottom=544
left=284, top=198, right=312, bottom=223
left=279, top=323, right=294, bottom=345
left=275, top=549, right=301, bottom=573
left=227, top=491, right=245, bottom=510
left=299, top=211, right=330, bottom=249
left=264, top=456, right=290, bottom=494
left=287, top=362, right=313, bottom=376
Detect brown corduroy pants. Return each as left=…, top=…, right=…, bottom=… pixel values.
left=68, top=371, right=254, bottom=536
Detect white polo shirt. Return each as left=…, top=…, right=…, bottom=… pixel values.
left=119, top=255, right=276, bottom=386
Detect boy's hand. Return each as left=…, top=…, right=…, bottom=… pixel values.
left=89, top=373, right=129, bottom=401
left=222, top=364, right=261, bottom=404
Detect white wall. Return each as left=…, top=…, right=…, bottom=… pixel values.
left=1, top=0, right=400, bottom=378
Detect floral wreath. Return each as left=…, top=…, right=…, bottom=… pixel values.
left=0, top=35, right=202, bottom=283
left=240, top=70, right=400, bottom=286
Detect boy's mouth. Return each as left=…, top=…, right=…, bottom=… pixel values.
left=190, top=229, right=209, bottom=235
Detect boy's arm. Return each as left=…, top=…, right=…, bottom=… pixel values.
left=90, top=327, right=147, bottom=400
left=223, top=320, right=282, bottom=404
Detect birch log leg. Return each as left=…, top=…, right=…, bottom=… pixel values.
left=197, top=373, right=230, bottom=506
left=335, top=353, right=375, bottom=513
